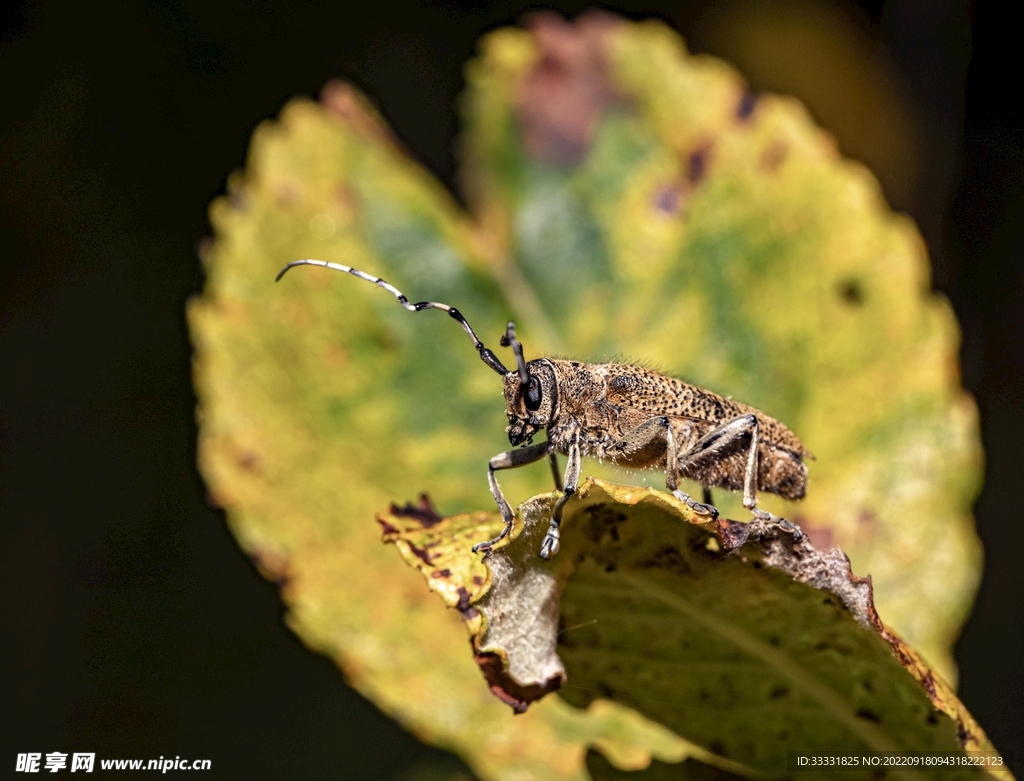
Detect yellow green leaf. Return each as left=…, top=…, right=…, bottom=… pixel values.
left=382, top=479, right=1006, bottom=779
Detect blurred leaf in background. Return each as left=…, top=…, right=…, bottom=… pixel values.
left=188, top=12, right=983, bottom=780
left=684, top=0, right=926, bottom=213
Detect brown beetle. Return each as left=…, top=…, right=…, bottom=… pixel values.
left=278, top=260, right=811, bottom=559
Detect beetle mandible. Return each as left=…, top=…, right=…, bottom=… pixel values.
left=277, top=259, right=811, bottom=560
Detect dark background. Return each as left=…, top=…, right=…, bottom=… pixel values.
left=1, top=0, right=1021, bottom=777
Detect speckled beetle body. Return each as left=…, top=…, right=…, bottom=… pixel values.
left=496, top=356, right=810, bottom=558
left=277, top=259, right=810, bottom=560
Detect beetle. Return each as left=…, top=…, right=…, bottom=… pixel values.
left=277, top=259, right=811, bottom=559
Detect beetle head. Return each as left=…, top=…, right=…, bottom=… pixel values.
left=504, top=359, right=557, bottom=445
left=500, top=322, right=557, bottom=445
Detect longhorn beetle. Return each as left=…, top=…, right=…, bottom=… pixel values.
left=277, top=259, right=810, bottom=560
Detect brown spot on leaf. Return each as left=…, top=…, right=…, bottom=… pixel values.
left=855, top=707, right=882, bottom=723
left=839, top=278, right=865, bottom=306
left=406, top=542, right=434, bottom=566
left=582, top=504, right=625, bottom=543
left=389, top=493, right=442, bottom=527
left=431, top=569, right=451, bottom=579
left=516, top=11, right=623, bottom=164
left=736, top=90, right=757, bottom=121
left=686, top=145, right=711, bottom=186
left=815, top=637, right=855, bottom=656
left=474, top=652, right=564, bottom=714
left=920, top=671, right=938, bottom=700
left=472, top=575, right=484, bottom=586
left=858, top=507, right=877, bottom=533
left=761, top=140, right=788, bottom=173
left=332, top=184, right=358, bottom=212
left=455, top=588, right=481, bottom=621
left=637, top=546, right=692, bottom=574
left=653, top=185, right=683, bottom=215
left=376, top=517, right=400, bottom=537
left=237, top=451, right=260, bottom=472
left=274, top=184, right=301, bottom=208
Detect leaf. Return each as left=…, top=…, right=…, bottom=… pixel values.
left=382, top=479, right=1008, bottom=779
left=460, top=15, right=983, bottom=683
left=187, top=12, right=988, bottom=781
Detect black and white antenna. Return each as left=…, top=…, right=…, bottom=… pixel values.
left=276, top=259, right=509, bottom=376
left=500, top=321, right=530, bottom=389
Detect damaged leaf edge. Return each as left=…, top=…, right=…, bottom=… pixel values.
left=570, top=480, right=1001, bottom=761
left=381, top=477, right=1004, bottom=769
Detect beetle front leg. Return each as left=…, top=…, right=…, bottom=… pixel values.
left=540, top=435, right=580, bottom=560
left=473, top=440, right=553, bottom=556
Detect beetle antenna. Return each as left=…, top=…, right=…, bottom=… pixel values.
left=500, top=321, right=529, bottom=388
left=276, top=259, right=508, bottom=376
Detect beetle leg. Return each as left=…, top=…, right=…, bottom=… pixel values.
left=670, top=490, right=719, bottom=519
left=549, top=451, right=563, bottom=491
left=676, top=413, right=758, bottom=499
left=610, top=416, right=674, bottom=467
left=541, top=435, right=580, bottom=560
left=672, top=486, right=719, bottom=519
left=609, top=415, right=683, bottom=491
left=676, top=414, right=802, bottom=540
left=473, top=440, right=553, bottom=556
left=750, top=508, right=802, bottom=539
left=609, top=417, right=719, bottom=518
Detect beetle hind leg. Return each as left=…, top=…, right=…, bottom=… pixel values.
left=608, top=417, right=721, bottom=520
left=675, top=414, right=801, bottom=539
left=750, top=507, right=803, bottom=540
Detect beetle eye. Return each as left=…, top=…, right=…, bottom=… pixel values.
left=524, top=376, right=542, bottom=411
